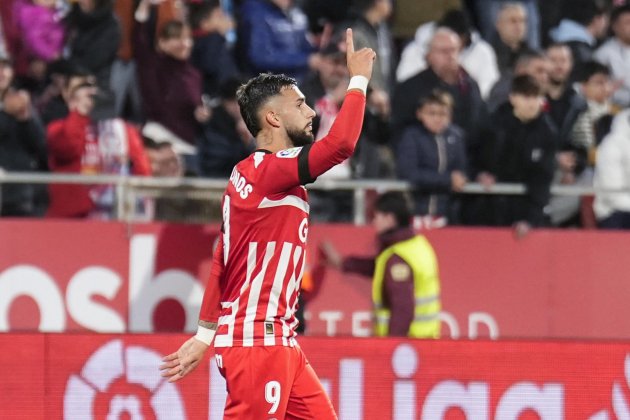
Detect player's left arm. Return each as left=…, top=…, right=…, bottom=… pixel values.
left=160, top=234, right=225, bottom=382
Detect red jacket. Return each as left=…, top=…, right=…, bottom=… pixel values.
left=46, top=111, right=151, bottom=218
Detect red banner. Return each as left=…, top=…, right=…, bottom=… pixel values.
left=1, top=220, right=630, bottom=339
left=2, top=334, right=630, bottom=419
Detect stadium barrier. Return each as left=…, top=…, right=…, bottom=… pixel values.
left=2, top=220, right=630, bottom=340
left=0, top=171, right=606, bottom=224
left=1, top=333, right=629, bottom=419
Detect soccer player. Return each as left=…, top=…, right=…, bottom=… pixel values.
left=159, top=28, right=375, bottom=419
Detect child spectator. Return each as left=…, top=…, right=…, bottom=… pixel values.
left=547, top=61, right=616, bottom=227
left=396, top=90, right=467, bottom=226
left=571, top=61, right=615, bottom=171
left=480, top=75, right=557, bottom=235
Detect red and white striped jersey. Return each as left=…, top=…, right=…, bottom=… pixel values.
left=215, top=148, right=311, bottom=347
left=199, top=90, right=367, bottom=348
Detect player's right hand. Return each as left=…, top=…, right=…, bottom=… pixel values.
left=159, top=336, right=209, bottom=382
left=345, top=28, right=376, bottom=80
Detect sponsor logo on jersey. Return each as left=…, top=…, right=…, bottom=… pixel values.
left=276, top=147, right=303, bottom=159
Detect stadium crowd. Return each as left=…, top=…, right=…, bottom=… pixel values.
left=1, top=0, right=630, bottom=229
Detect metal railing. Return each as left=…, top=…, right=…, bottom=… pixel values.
left=0, top=171, right=603, bottom=225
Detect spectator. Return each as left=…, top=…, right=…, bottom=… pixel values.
left=392, top=28, right=487, bottom=172
left=145, top=139, right=183, bottom=177
left=571, top=61, right=615, bottom=171
left=299, top=42, right=355, bottom=221
left=0, top=56, right=48, bottom=216
left=594, top=4, right=630, bottom=107
left=472, top=0, right=540, bottom=49
left=236, top=0, right=318, bottom=82
left=134, top=0, right=208, bottom=148
left=486, top=49, right=550, bottom=113
left=14, top=0, right=65, bottom=64
left=594, top=109, right=630, bottom=229
left=480, top=75, right=557, bottom=233
left=396, top=90, right=467, bottom=225
left=544, top=44, right=588, bottom=227
left=303, top=0, right=352, bottom=38
left=64, top=0, right=121, bottom=120
left=549, top=61, right=614, bottom=227
left=321, top=191, right=442, bottom=338
left=490, top=2, right=532, bottom=74
left=300, top=42, right=350, bottom=138
left=391, top=0, right=462, bottom=43
left=189, top=0, right=239, bottom=98
left=46, top=73, right=151, bottom=218
left=396, top=9, right=499, bottom=99
left=198, top=78, right=254, bottom=178
left=35, top=59, right=83, bottom=126
left=549, top=0, right=609, bottom=79
left=110, top=0, right=143, bottom=121
left=545, top=43, right=586, bottom=146
left=143, top=137, right=200, bottom=221
left=350, top=0, right=395, bottom=95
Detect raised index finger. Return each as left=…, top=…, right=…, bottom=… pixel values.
left=346, top=28, right=354, bottom=55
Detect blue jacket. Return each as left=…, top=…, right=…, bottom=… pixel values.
left=396, top=122, right=467, bottom=218
left=238, top=0, right=313, bottom=80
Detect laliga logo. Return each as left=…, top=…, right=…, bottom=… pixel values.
left=590, top=354, right=630, bottom=420
left=64, top=340, right=185, bottom=419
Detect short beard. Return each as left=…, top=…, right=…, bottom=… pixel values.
left=286, top=126, right=314, bottom=147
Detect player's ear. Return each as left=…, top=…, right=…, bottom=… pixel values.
left=265, top=110, right=281, bottom=128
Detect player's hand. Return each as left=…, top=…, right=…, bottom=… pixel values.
left=159, top=336, right=208, bottom=382
left=345, top=28, right=375, bottom=80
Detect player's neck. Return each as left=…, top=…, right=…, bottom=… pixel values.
left=256, top=130, right=292, bottom=153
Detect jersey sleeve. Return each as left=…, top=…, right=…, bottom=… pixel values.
left=256, top=90, right=366, bottom=193
left=198, top=234, right=224, bottom=326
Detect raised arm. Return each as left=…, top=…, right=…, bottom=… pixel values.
left=303, top=29, right=376, bottom=180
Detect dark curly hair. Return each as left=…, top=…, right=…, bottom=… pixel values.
left=236, top=73, right=297, bottom=137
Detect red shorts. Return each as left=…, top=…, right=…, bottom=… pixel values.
left=214, top=345, right=337, bottom=420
